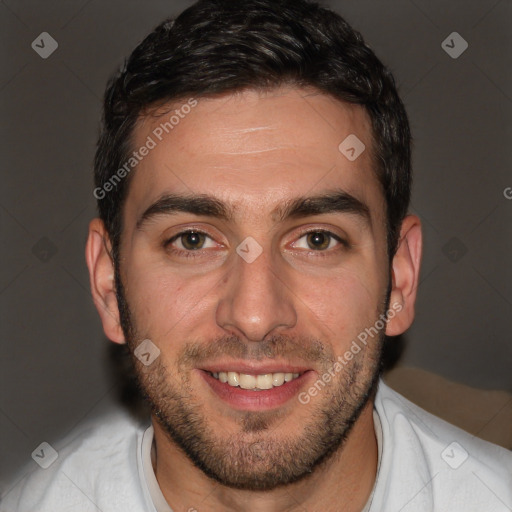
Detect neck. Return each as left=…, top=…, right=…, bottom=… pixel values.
left=152, top=399, right=378, bottom=512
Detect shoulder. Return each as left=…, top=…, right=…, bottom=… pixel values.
left=372, top=379, right=512, bottom=512
left=1, top=408, right=149, bottom=512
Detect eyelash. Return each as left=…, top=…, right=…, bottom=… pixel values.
left=163, top=228, right=347, bottom=259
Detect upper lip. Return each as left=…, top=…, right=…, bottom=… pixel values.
left=199, top=361, right=313, bottom=375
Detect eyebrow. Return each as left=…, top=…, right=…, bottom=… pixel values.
left=136, top=189, right=371, bottom=230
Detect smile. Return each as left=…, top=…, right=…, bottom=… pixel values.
left=208, top=371, right=302, bottom=391
left=199, top=368, right=314, bottom=411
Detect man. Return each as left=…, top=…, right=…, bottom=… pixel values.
left=3, top=0, right=511, bottom=511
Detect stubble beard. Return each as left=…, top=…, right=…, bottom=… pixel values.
left=115, top=268, right=387, bottom=491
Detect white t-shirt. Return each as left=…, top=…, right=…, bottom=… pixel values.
left=2, top=380, right=511, bottom=512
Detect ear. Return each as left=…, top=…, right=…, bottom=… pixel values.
left=85, top=218, right=126, bottom=344
left=385, top=215, right=422, bottom=336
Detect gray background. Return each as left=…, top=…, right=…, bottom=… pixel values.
left=1, top=0, right=511, bottom=493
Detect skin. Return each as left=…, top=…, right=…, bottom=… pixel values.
left=86, top=86, right=422, bottom=512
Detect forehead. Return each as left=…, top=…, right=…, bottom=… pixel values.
left=124, top=87, right=383, bottom=227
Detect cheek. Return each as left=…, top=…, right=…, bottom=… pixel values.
left=126, top=265, right=189, bottom=335
left=295, top=262, right=384, bottom=347
left=123, top=258, right=219, bottom=338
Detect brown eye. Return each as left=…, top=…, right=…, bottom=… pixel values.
left=163, top=229, right=221, bottom=261
left=291, top=229, right=346, bottom=254
left=306, top=232, right=331, bottom=250
left=179, top=231, right=206, bottom=250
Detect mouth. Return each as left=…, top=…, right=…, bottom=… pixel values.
left=197, top=365, right=315, bottom=411
left=207, top=370, right=303, bottom=390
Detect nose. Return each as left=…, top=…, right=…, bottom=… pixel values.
left=216, top=245, right=297, bottom=342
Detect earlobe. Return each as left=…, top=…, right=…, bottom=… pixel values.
left=386, top=215, right=422, bottom=336
left=85, top=218, right=126, bottom=344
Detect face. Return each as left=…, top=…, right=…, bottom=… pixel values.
left=114, top=87, right=391, bottom=490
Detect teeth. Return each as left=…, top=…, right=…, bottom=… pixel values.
left=211, top=371, right=301, bottom=390
left=272, top=373, right=285, bottom=386
left=227, top=371, right=239, bottom=387
left=239, top=374, right=256, bottom=389
left=256, top=374, right=273, bottom=390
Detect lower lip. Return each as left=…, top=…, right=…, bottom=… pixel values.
left=198, top=370, right=314, bottom=411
